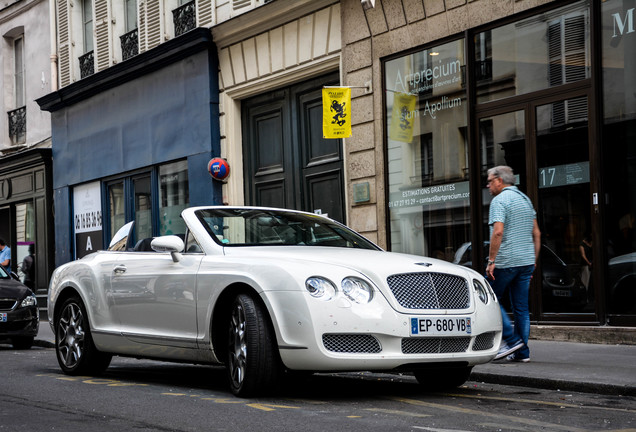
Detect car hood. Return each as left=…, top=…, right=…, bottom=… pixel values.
left=0, top=278, right=31, bottom=299
left=222, top=246, right=476, bottom=282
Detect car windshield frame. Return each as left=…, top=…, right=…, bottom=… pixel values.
left=195, top=208, right=381, bottom=250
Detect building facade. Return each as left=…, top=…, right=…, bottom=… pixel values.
left=341, top=0, right=636, bottom=328
left=37, top=0, right=636, bottom=330
left=1, top=0, right=54, bottom=304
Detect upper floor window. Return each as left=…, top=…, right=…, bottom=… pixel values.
left=125, top=0, right=138, bottom=32
left=82, top=0, right=94, bottom=54
left=8, top=35, right=26, bottom=144
left=14, top=36, right=25, bottom=108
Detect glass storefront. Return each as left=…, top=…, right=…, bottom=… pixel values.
left=385, top=39, right=469, bottom=261
left=383, top=0, right=636, bottom=324
left=602, top=0, right=636, bottom=316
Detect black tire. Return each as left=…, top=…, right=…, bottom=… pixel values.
left=413, top=366, right=473, bottom=390
left=55, top=296, right=112, bottom=375
left=11, top=336, right=34, bottom=350
left=227, top=293, right=280, bottom=397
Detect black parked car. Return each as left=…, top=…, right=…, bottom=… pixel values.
left=453, top=242, right=587, bottom=312
left=0, top=265, right=39, bottom=349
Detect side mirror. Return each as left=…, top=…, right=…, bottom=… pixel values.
left=151, top=236, right=185, bottom=262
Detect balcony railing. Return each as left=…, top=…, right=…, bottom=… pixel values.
left=173, top=1, right=196, bottom=37
left=120, top=29, right=139, bottom=61
left=8, top=106, right=26, bottom=145
left=79, top=51, right=95, bottom=79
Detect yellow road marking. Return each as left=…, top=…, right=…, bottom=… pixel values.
left=388, top=396, right=590, bottom=432
left=246, top=403, right=300, bottom=412
left=445, top=393, right=636, bottom=414
left=365, top=408, right=432, bottom=418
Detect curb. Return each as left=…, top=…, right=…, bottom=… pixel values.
left=470, top=372, right=636, bottom=397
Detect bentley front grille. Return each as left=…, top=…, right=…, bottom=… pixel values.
left=322, top=334, right=382, bottom=353
left=402, top=337, right=471, bottom=354
left=387, top=273, right=470, bottom=309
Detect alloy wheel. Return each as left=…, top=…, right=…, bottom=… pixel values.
left=228, top=302, right=248, bottom=389
left=57, top=302, right=86, bottom=369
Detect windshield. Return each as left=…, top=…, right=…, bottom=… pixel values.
left=196, top=208, right=380, bottom=250
left=0, top=265, right=8, bottom=279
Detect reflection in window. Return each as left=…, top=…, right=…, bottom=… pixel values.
left=159, top=161, right=189, bottom=236
left=82, top=0, right=94, bottom=53
left=109, top=182, right=125, bottom=240
left=384, top=39, right=469, bottom=260
left=134, top=176, right=152, bottom=243
left=475, top=0, right=590, bottom=103
left=602, top=0, right=636, bottom=315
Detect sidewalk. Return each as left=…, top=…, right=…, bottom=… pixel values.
left=34, top=321, right=636, bottom=397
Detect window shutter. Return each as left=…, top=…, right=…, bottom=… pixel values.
left=146, top=0, right=162, bottom=50
left=197, top=0, right=213, bottom=27
left=95, top=0, right=111, bottom=71
left=232, top=0, right=252, bottom=11
left=138, top=0, right=146, bottom=51
left=57, top=0, right=72, bottom=86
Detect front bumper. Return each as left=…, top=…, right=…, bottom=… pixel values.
left=265, top=291, right=502, bottom=371
left=0, top=306, right=39, bottom=339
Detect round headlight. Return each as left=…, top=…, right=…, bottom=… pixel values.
left=473, top=279, right=489, bottom=304
left=341, top=277, right=373, bottom=304
left=305, top=277, right=337, bottom=301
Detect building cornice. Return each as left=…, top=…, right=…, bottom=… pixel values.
left=37, top=27, right=214, bottom=112
left=212, top=0, right=338, bottom=49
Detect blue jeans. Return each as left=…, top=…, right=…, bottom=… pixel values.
left=487, top=265, right=534, bottom=359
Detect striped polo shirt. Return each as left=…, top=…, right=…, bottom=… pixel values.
left=488, top=186, right=537, bottom=268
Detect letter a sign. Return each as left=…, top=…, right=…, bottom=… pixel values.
left=322, top=87, right=352, bottom=139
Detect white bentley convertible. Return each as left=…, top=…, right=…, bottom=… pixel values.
left=48, top=206, right=502, bottom=397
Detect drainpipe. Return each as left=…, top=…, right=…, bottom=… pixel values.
left=49, top=0, right=58, bottom=91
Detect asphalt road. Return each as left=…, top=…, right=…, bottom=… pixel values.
left=2, top=344, right=635, bottom=432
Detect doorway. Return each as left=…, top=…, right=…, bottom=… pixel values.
left=241, top=73, right=345, bottom=223
left=477, top=89, right=598, bottom=321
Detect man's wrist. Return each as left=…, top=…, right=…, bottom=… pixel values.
left=487, top=259, right=495, bottom=265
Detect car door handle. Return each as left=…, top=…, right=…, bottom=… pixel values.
left=113, top=265, right=127, bottom=275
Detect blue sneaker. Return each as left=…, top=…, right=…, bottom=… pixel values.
left=507, top=354, right=530, bottom=362
left=493, top=340, right=524, bottom=360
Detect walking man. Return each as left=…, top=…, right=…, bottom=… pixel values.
left=0, top=239, right=11, bottom=273
left=486, top=166, right=541, bottom=362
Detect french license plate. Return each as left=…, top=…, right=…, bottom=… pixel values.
left=0, top=313, right=6, bottom=322
left=410, top=317, right=471, bottom=336
left=552, top=289, right=572, bottom=297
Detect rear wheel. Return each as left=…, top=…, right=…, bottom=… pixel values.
left=413, top=366, right=473, bottom=390
left=227, top=293, right=280, bottom=397
left=55, top=296, right=112, bottom=375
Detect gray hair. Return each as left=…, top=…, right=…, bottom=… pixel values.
left=487, top=165, right=516, bottom=185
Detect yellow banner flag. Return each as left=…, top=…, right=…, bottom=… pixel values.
left=389, top=92, right=417, bottom=143
left=322, top=87, right=352, bottom=139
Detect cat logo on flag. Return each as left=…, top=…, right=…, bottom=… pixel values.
left=322, top=87, right=352, bottom=139
left=389, top=92, right=417, bottom=143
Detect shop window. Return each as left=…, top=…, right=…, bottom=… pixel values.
left=103, top=161, right=189, bottom=247
left=602, top=0, right=636, bottom=316
left=475, top=0, right=590, bottom=104
left=159, top=160, right=189, bottom=236
left=384, top=39, right=469, bottom=260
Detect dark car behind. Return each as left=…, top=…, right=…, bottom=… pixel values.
left=0, top=266, right=39, bottom=349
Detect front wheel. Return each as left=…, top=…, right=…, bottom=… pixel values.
left=55, top=296, right=112, bottom=375
left=227, top=293, right=280, bottom=397
left=414, top=366, right=473, bottom=390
